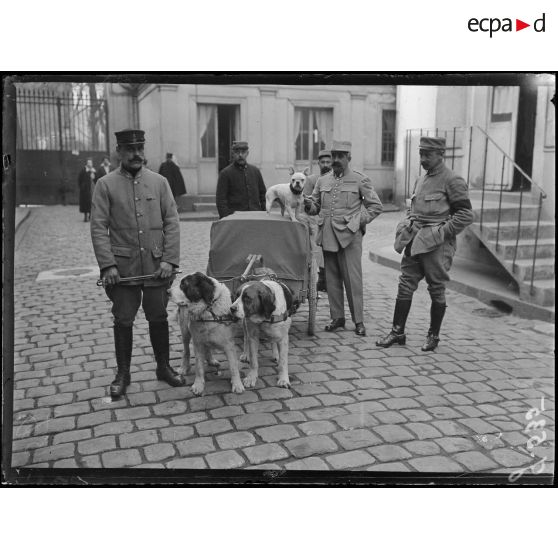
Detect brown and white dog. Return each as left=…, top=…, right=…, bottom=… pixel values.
left=169, top=272, right=244, bottom=395
left=230, top=279, right=295, bottom=389
left=265, top=167, right=309, bottom=222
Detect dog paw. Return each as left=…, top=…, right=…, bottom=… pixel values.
left=191, top=381, right=205, bottom=396
left=240, top=353, right=250, bottom=364
left=231, top=380, right=245, bottom=394
left=242, top=375, right=258, bottom=388
left=277, top=377, right=291, bottom=389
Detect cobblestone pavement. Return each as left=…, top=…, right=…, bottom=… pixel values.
left=10, top=206, right=554, bottom=478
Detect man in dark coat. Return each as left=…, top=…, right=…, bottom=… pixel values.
left=158, top=153, right=186, bottom=198
left=91, top=129, right=184, bottom=400
left=216, top=141, right=266, bottom=218
left=376, top=136, right=474, bottom=352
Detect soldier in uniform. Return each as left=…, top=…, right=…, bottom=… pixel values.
left=376, top=136, right=474, bottom=351
left=304, top=140, right=383, bottom=336
left=303, top=149, right=332, bottom=291
left=91, top=129, right=184, bottom=400
left=216, top=141, right=266, bottom=218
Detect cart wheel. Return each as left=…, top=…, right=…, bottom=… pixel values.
left=307, top=258, right=318, bottom=336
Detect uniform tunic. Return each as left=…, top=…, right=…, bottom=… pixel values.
left=216, top=163, right=266, bottom=218
left=307, top=167, right=383, bottom=323
left=308, top=168, right=383, bottom=251
left=394, top=161, right=474, bottom=302
left=91, top=165, right=180, bottom=288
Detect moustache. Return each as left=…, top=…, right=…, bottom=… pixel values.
left=131, top=158, right=144, bottom=163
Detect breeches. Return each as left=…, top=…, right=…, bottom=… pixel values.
left=323, top=232, right=363, bottom=323
left=107, top=284, right=169, bottom=327
left=397, top=241, right=456, bottom=304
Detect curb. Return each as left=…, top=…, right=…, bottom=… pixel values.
left=369, top=249, right=555, bottom=324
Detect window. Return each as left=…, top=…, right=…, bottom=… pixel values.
left=381, top=109, right=396, bottom=165
left=295, top=108, right=333, bottom=162
left=198, top=104, right=216, bottom=158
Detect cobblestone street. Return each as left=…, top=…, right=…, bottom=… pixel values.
left=10, top=206, right=555, bottom=478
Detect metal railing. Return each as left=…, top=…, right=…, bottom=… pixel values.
left=405, top=126, right=550, bottom=296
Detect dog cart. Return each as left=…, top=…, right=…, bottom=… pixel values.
left=206, top=211, right=318, bottom=335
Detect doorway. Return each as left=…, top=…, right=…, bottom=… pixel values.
left=197, top=103, right=240, bottom=194
left=512, top=80, right=538, bottom=189
left=217, top=105, right=239, bottom=172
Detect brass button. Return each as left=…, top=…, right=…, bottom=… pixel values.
left=139, top=230, right=143, bottom=234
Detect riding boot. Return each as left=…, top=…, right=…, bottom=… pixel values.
left=110, top=325, right=133, bottom=400
left=149, top=321, right=185, bottom=387
left=376, top=299, right=412, bottom=348
left=316, top=267, right=327, bottom=292
left=422, top=302, right=447, bottom=352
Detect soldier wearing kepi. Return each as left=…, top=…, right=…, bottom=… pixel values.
left=91, top=129, right=184, bottom=400
left=376, top=136, right=474, bottom=351
left=304, top=140, right=383, bottom=337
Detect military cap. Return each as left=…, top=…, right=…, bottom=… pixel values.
left=418, top=136, right=446, bottom=151
left=231, top=141, right=249, bottom=151
left=115, top=129, right=145, bottom=145
left=330, top=140, right=352, bottom=153
left=318, top=149, right=332, bottom=159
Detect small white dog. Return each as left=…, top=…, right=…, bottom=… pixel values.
left=265, top=167, right=309, bottom=222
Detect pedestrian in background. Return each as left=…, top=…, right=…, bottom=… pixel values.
left=97, top=155, right=113, bottom=180
left=77, top=157, right=96, bottom=222
left=376, top=136, right=474, bottom=352
left=91, top=129, right=184, bottom=401
left=158, top=152, right=187, bottom=200
left=302, top=149, right=332, bottom=292
left=216, top=141, right=266, bottom=218
left=304, top=140, right=383, bottom=337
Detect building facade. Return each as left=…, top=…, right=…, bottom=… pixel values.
left=107, top=83, right=397, bottom=202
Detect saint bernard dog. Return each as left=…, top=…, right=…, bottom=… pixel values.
left=169, top=272, right=244, bottom=395
left=230, top=279, right=296, bottom=389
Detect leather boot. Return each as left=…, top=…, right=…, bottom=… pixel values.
left=316, top=267, right=327, bottom=292
left=422, top=302, right=446, bottom=352
left=149, top=321, right=185, bottom=387
left=110, top=325, right=133, bottom=400
left=325, top=318, right=345, bottom=332
left=376, top=299, right=412, bottom=348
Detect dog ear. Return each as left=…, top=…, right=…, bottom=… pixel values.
left=260, top=289, right=276, bottom=320
left=303, top=167, right=310, bottom=176
left=197, top=273, right=216, bottom=304
left=288, top=166, right=295, bottom=176
left=280, top=283, right=294, bottom=314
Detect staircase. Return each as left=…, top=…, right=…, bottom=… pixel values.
left=469, top=190, right=555, bottom=307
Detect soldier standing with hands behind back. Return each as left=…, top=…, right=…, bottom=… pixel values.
left=304, top=140, right=383, bottom=337
left=376, top=136, right=474, bottom=352
left=91, top=129, right=184, bottom=401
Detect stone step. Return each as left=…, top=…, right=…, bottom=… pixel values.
left=507, top=258, right=555, bottom=282
left=193, top=202, right=218, bottom=212
left=520, top=279, right=555, bottom=307
left=469, top=189, right=540, bottom=204
left=486, top=237, right=556, bottom=260
left=472, top=221, right=555, bottom=241
left=472, top=202, right=541, bottom=222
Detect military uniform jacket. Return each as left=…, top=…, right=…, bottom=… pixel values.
left=91, top=165, right=180, bottom=286
left=216, top=163, right=266, bottom=218
left=307, top=168, right=383, bottom=250
left=394, top=162, right=474, bottom=256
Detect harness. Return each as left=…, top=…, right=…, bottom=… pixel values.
left=194, top=302, right=238, bottom=323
